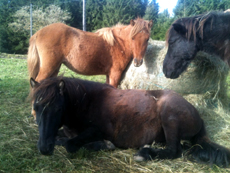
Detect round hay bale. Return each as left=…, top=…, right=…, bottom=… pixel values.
left=119, top=39, right=229, bottom=106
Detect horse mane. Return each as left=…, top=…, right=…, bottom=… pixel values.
left=30, top=76, right=88, bottom=108
left=166, top=11, right=229, bottom=45
left=95, top=18, right=150, bottom=46
left=95, top=26, right=118, bottom=46
left=129, top=18, right=151, bottom=39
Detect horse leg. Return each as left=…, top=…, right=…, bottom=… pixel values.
left=83, top=140, right=116, bottom=151
left=134, top=119, right=182, bottom=161
left=31, top=56, right=62, bottom=119
left=65, top=126, right=104, bottom=153
left=55, top=126, right=78, bottom=146
left=35, top=53, right=62, bottom=82
left=109, top=71, right=122, bottom=88
left=106, top=75, right=110, bottom=84
left=35, top=64, right=61, bottom=82
left=134, top=139, right=181, bottom=161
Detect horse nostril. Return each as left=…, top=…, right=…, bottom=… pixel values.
left=140, top=59, right=143, bottom=65
left=133, top=58, right=143, bottom=67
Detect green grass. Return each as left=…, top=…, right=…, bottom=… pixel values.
left=0, top=58, right=107, bottom=172
left=226, top=74, right=230, bottom=98
left=1, top=57, right=230, bottom=172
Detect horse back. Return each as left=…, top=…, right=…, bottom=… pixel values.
left=34, top=23, right=113, bottom=75
left=87, top=88, right=162, bottom=148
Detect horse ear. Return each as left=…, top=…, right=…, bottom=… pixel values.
left=130, top=19, right=135, bottom=26
left=30, top=78, right=39, bottom=88
left=148, top=20, right=153, bottom=29
left=59, top=80, right=65, bottom=95
left=172, top=23, right=186, bottom=35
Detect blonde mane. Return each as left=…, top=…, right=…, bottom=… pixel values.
left=95, top=23, right=125, bottom=46
left=95, top=19, right=150, bottom=46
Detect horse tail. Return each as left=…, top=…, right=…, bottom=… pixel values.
left=189, top=120, right=230, bottom=167
left=27, top=34, right=40, bottom=80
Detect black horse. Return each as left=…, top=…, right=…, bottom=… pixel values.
left=30, top=76, right=230, bottom=167
left=163, top=11, right=230, bottom=79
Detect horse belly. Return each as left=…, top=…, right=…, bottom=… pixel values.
left=112, top=125, right=161, bottom=149
left=64, top=35, right=112, bottom=75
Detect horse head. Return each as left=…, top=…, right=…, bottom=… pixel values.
left=30, top=78, right=66, bottom=155
left=163, top=19, right=201, bottom=79
left=130, top=19, right=153, bottom=67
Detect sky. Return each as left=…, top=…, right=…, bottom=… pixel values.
left=156, top=0, right=178, bottom=16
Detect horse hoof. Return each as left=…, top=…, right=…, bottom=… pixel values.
left=143, top=145, right=151, bottom=148
left=133, top=155, right=145, bottom=162
left=104, top=140, right=116, bottom=150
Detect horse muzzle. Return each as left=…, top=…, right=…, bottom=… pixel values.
left=38, top=140, right=55, bottom=155
left=133, top=58, right=143, bottom=67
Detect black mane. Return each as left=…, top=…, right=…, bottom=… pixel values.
left=30, top=76, right=112, bottom=108
left=167, top=11, right=230, bottom=43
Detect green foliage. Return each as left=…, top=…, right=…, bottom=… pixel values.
left=102, top=0, right=148, bottom=27
left=86, top=0, right=106, bottom=31
left=60, top=0, right=83, bottom=29
left=0, top=0, right=73, bottom=54
left=174, top=0, right=230, bottom=18
left=0, top=25, right=9, bottom=52
left=7, top=4, right=71, bottom=54
left=143, top=0, right=159, bottom=22
left=0, top=0, right=29, bottom=53
left=152, top=9, right=174, bottom=40
left=3, top=0, right=230, bottom=53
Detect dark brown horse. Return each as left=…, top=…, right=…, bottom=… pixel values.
left=163, top=11, right=230, bottom=79
left=27, top=18, right=153, bottom=87
left=30, top=76, right=230, bottom=167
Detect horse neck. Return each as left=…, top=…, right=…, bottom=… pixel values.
left=63, top=80, right=111, bottom=129
left=112, top=26, right=133, bottom=57
left=63, top=81, right=88, bottom=123
left=199, top=15, right=230, bottom=64
left=64, top=80, right=107, bottom=116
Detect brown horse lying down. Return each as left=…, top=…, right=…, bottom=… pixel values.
left=30, top=76, right=230, bottom=167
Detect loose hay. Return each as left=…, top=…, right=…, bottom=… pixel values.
left=120, top=39, right=229, bottom=107
left=119, top=39, right=230, bottom=171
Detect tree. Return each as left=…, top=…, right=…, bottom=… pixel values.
left=60, top=0, right=83, bottom=29
left=102, top=0, right=148, bottom=27
left=9, top=5, right=71, bottom=34
left=8, top=4, right=71, bottom=53
left=0, top=0, right=30, bottom=53
left=173, top=0, right=230, bottom=19
left=86, top=0, right=106, bottom=31
left=152, top=9, right=174, bottom=40
left=143, top=0, right=159, bottom=22
left=173, top=0, right=197, bottom=18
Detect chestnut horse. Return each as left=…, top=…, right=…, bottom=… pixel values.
left=28, top=18, right=153, bottom=87
left=30, top=76, right=230, bottom=167
left=163, top=11, right=230, bottom=79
